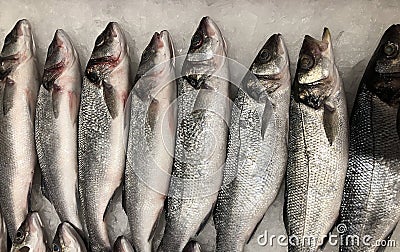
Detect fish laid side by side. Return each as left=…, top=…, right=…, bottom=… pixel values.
left=11, top=212, right=47, bottom=252
left=78, top=22, right=131, bottom=251
left=340, top=24, right=400, bottom=252
left=52, top=222, right=87, bottom=252
left=0, top=19, right=40, bottom=240
left=214, top=34, right=291, bottom=252
left=284, top=28, right=349, bottom=252
left=35, top=29, right=83, bottom=232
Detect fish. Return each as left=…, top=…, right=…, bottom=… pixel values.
left=124, top=30, right=176, bottom=252
left=284, top=28, right=349, bottom=251
left=182, top=240, right=201, bottom=252
left=339, top=24, right=400, bottom=252
left=158, top=16, right=231, bottom=252
left=113, top=236, right=135, bottom=252
left=35, top=29, right=82, bottom=232
left=11, top=212, right=47, bottom=252
left=52, top=222, right=87, bottom=252
left=213, top=34, right=291, bottom=251
left=78, top=22, right=131, bottom=251
left=0, top=19, right=40, bottom=240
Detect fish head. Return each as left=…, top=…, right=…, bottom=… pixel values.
left=85, top=22, right=127, bottom=85
left=245, top=34, right=290, bottom=102
left=43, top=29, right=80, bottom=90
left=182, top=16, right=227, bottom=89
left=368, top=24, right=400, bottom=105
left=294, top=28, right=335, bottom=109
left=11, top=212, right=46, bottom=252
left=52, top=222, right=87, bottom=252
left=113, top=236, right=135, bottom=252
left=182, top=240, right=202, bottom=252
left=0, top=19, right=35, bottom=80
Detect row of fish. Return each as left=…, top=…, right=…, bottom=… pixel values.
left=0, top=15, right=398, bottom=252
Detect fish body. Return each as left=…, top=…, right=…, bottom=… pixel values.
left=214, top=34, right=290, bottom=252
left=284, top=28, right=349, bottom=251
left=11, top=212, right=47, bottom=252
left=78, top=22, right=131, bottom=251
left=340, top=24, right=400, bottom=252
left=113, top=236, right=135, bottom=252
left=0, top=19, right=40, bottom=240
left=0, top=211, right=7, bottom=252
left=35, top=29, right=82, bottom=231
left=158, top=16, right=230, bottom=252
left=124, top=31, right=176, bottom=252
left=52, top=222, right=87, bottom=252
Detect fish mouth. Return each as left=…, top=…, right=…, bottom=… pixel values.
left=159, top=30, right=175, bottom=61
left=15, top=19, right=32, bottom=38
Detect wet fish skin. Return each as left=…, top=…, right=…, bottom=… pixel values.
left=78, top=22, right=131, bottom=252
left=340, top=24, right=400, bottom=252
left=113, top=236, right=135, bottom=252
left=125, top=31, right=176, bottom=252
left=0, top=19, right=40, bottom=240
left=35, top=29, right=82, bottom=232
left=284, top=28, right=349, bottom=252
left=158, top=16, right=230, bottom=252
left=214, top=34, right=291, bottom=252
left=52, top=222, right=87, bottom=252
left=11, top=212, right=47, bottom=252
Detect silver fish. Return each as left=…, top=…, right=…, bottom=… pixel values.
left=35, top=29, right=82, bottom=231
left=0, top=19, right=40, bottom=240
left=214, top=34, right=291, bottom=251
left=124, top=31, right=176, bottom=252
left=284, top=28, right=349, bottom=251
left=340, top=24, right=400, bottom=252
left=52, top=222, right=87, bottom=252
left=158, top=16, right=230, bottom=252
left=11, top=212, right=47, bottom=252
left=78, top=22, right=131, bottom=251
left=113, top=236, right=135, bottom=252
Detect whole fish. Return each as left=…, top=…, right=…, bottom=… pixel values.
left=284, top=28, right=349, bottom=251
left=158, top=16, right=230, bottom=252
left=113, top=236, right=135, bottom=252
left=0, top=19, right=40, bottom=240
left=52, top=222, right=87, bottom=252
left=11, top=212, right=47, bottom=252
left=0, top=211, right=7, bottom=252
left=35, top=29, right=82, bottom=231
left=214, top=34, right=291, bottom=251
left=124, top=30, right=176, bottom=252
left=340, top=24, right=400, bottom=251
left=78, top=22, right=131, bottom=251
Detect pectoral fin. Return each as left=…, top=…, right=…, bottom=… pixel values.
left=3, top=78, right=15, bottom=116
left=103, top=81, right=119, bottom=119
left=323, top=103, right=338, bottom=146
left=261, top=99, right=274, bottom=139
left=103, top=185, right=121, bottom=221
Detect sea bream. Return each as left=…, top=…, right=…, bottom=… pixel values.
left=284, top=28, right=349, bottom=251
left=35, top=29, right=82, bottom=232
left=124, top=31, right=176, bottom=252
left=52, top=222, right=87, bottom=252
left=0, top=19, right=40, bottom=240
left=78, top=22, right=131, bottom=251
left=158, top=16, right=231, bottom=252
left=214, top=34, right=291, bottom=251
left=11, top=212, right=47, bottom=252
left=340, top=24, right=400, bottom=252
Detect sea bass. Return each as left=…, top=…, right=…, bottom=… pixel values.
left=11, top=212, right=47, bottom=252
left=158, top=16, right=230, bottom=251
left=35, top=29, right=82, bottom=231
left=125, top=31, right=176, bottom=252
left=113, top=236, right=135, bottom=252
left=52, top=222, right=87, bottom=252
left=340, top=24, right=400, bottom=252
left=214, top=34, right=290, bottom=251
left=284, top=28, right=349, bottom=251
left=0, top=19, right=40, bottom=240
left=78, top=22, right=131, bottom=251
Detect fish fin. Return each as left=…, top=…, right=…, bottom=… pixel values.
left=323, top=102, right=338, bottom=146
left=121, top=177, right=126, bottom=214
left=260, top=99, right=274, bottom=139
left=51, top=84, right=61, bottom=118
left=196, top=205, right=214, bottom=236
left=68, top=90, right=79, bottom=124
left=148, top=208, right=163, bottom=242
left=246, top=214, right=265, bottom=244
left=103, top=81, right=119, bottom=119
left=103, top=185, right=121, bottom=221
left=28, top=182, right=33, bottom=212
left=3, top=78, right=15, bottom=116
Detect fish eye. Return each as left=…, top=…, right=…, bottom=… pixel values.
left=383, top=42, right=398, bottom=58
left=4, top=34, right=12, bottom=45
left=15, top=230, right=25, bottom=243
left=95, top=34, right=105, bottom=47
left=52, top=243, right=60, bottom=252
left=142, top=49, right=153, bottom=62
left=191, top=32, right=203, bottom=49
left=299, top=54, right=314, bottom=70
left=259, top=49, right=271, bottom=62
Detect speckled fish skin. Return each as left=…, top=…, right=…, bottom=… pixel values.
left=339, top=24, right=400, bottom=252
left=214, top=34, right=291, bottom=252
left=52, top=222, right=87, bottom=252
left=78, top=22, right=131, bottom=252
left=11, top=212, right=47, bottom=252
left=0, top=19, right=40, bottom=240
left=35, top=29, right=82, bottom=232
left=125, top=31, right=176, bottom=252
left=284, top=28, right=349, bottom=252
left=158, top=16, right=230, bottom=252
left=113, top=236, right=135, bottom=252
